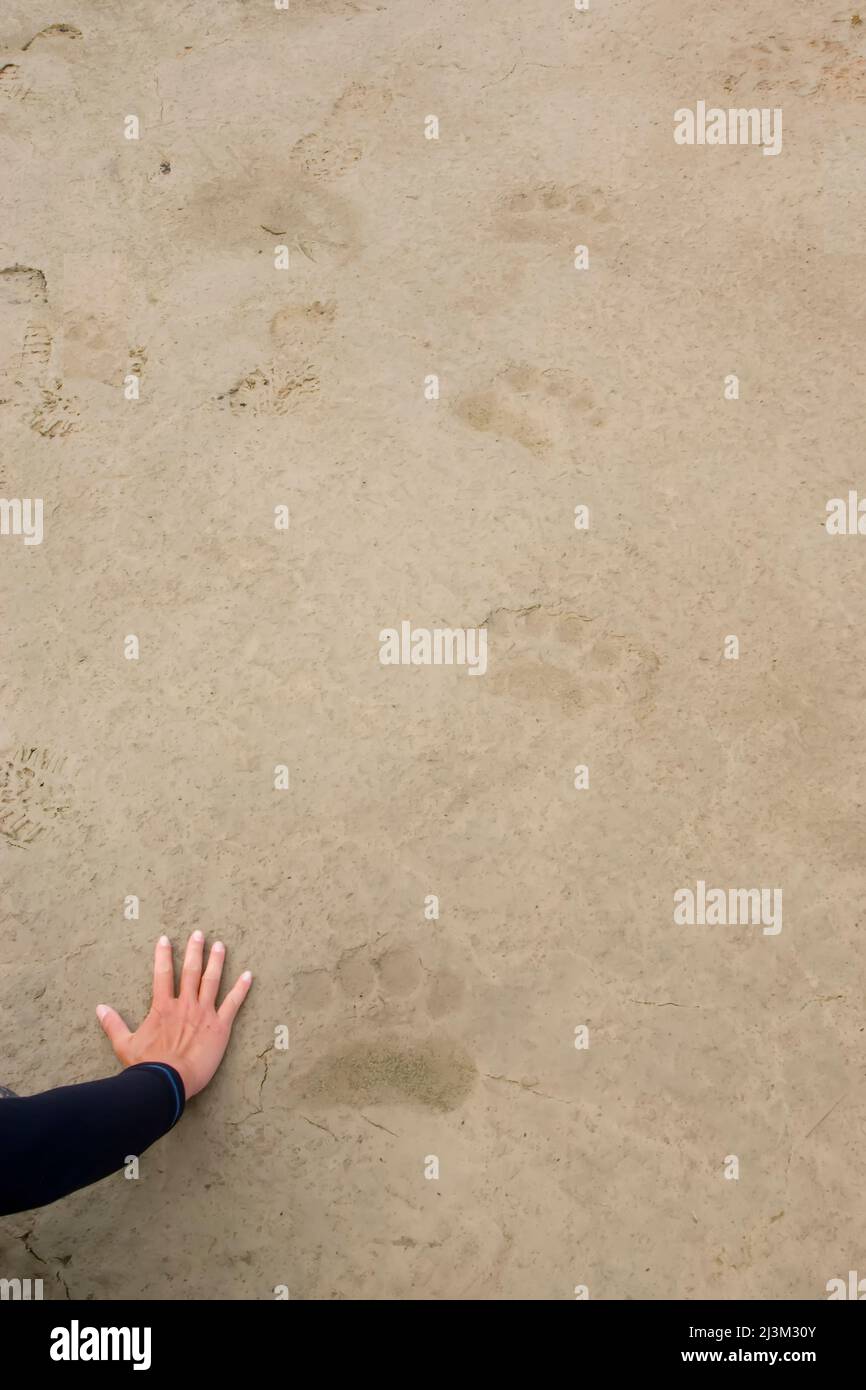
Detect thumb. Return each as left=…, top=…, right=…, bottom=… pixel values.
left=95, top=1003, right=131, bottom=1055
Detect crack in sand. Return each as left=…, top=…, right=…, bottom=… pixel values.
left=475, top=602, right=596, bottom=630
left=300, top=1114, right=338, bottom=1139
left=484, top=1073, right=571, bottom=1104
left=628, top=998, right=701, bottom=1009
left=359, top=1113, right=399, bottom=1137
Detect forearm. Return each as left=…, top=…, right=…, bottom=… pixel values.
left=0, top=1063, right=185, bottom=1216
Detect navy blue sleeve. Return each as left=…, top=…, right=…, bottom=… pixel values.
left=0, top=1063, right=185, bottom=1216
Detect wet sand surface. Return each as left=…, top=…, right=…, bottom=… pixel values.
left=2, top=0, right=865, bottom=1299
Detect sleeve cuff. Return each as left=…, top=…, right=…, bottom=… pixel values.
left=127, top=1062, right=186, bottom=1127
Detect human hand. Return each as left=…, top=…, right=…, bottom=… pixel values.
left=95, top=933, right=252, bottom=1099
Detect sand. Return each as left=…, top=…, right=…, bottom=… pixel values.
left=1, top=0, right=866, bottom=1300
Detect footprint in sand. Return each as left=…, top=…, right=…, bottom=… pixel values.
left=0, top=266, right=78, bottom=437
left=495, top=181, right=615, bottom=246
left=284, top=943, right=475, bottom=1114
left=483, top=605, right=660, bottom=721
left=0, top=745, right=73, bottom=849
left=454, top=363, right=605, bottom=456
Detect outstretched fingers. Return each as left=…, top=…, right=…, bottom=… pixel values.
left=95, top=1003, right=131, bottom=1054
left=217, top=970, right=253, bottom=1027
left=152, top=934, right=175, bottom=1005
left=180, top=930, right=205, bottom=1001
left=198, top=940, right=226, bottom=1009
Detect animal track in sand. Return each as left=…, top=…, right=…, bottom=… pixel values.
left=721, top=32, right=866, bottom=99
left=292, top=82, right=394, bottom=181
left=295, top=942, right=466, bottom=1022
left=483, top=605, right=659, bottom=720
left=289, top=944, right=474, bottom=1112
left=172, top=151, right=358, bottom=266
left=269, top=299, right=337, bottom=352
left=454, top=363, right=604, bottom=455
left=291, top=1038, right=476, bottom=1113
left=496, top=181, right=614, bottom=246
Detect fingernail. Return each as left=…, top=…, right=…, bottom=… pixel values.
left=193, top=930, right=204, bottom=943
left=241, top=970, right=252, bottom=983
left=158, top=934, right=170, bottom=947
left=213, top=940, right=225, bottom=952
left=96, top=1004, right=109, bottom=1021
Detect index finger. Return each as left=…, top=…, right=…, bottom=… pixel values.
left=153, top=934, right=175, bottom=1006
